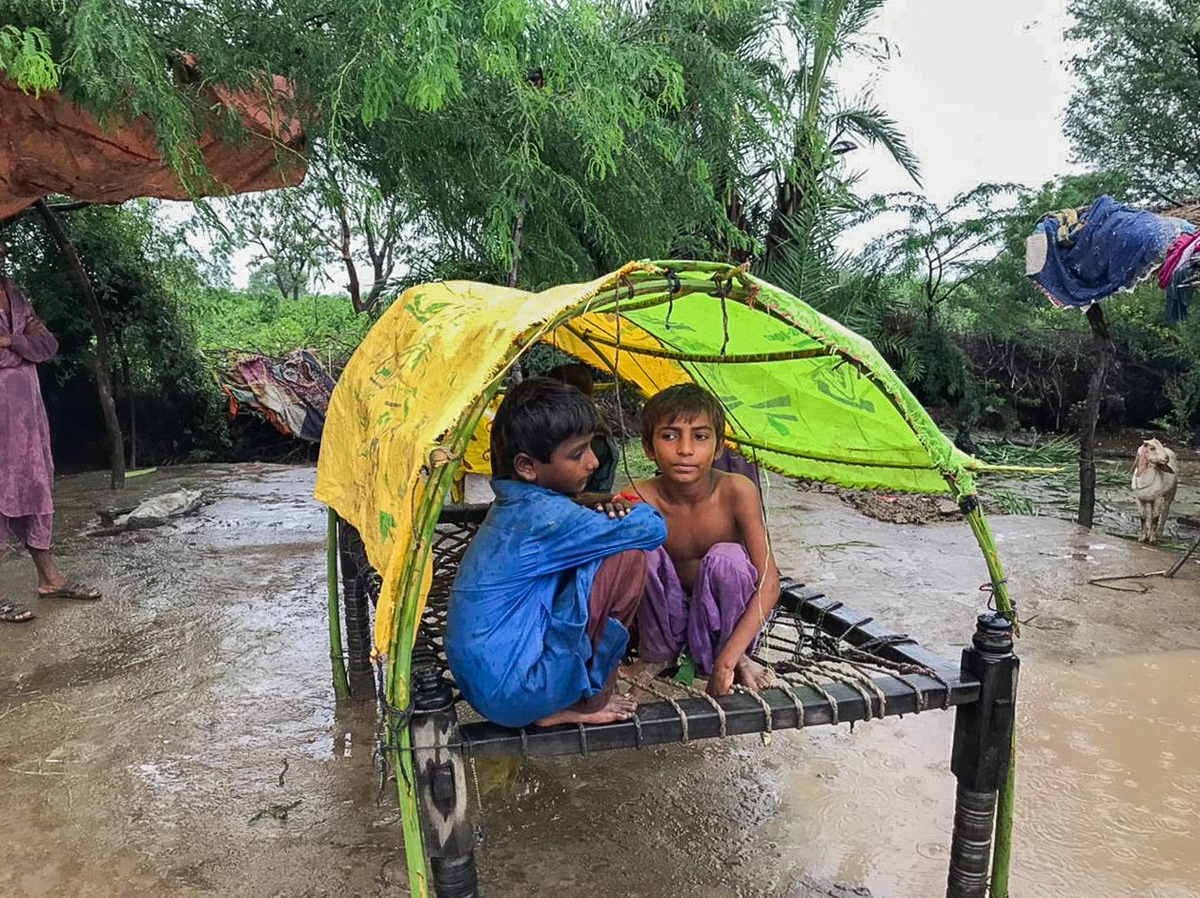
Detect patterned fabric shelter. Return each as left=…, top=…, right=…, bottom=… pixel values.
left=0, top=69, right=304, bottom=220
left=316, top=260, right=1013, bottom=660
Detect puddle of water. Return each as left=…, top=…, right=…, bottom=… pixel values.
left=766, top=713, right=957, bottom=897
left=768, top=652, right=1200, bottom=898
left=1013, top=652, right=1200, bottom=898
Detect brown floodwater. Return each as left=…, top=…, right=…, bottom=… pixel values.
left=1, top=462, right=1197, bottom=897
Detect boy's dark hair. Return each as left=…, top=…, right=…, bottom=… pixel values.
left=491, top=377, right=601, bottom=478
left=640, top=383, right=726, bottom=444
left=543, top=363, right=596, bottom=397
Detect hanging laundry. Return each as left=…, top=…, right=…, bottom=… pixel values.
left=1026, top=195, right=1182, bottom=308
left=1165, top=259, right=1195, bottom=324
left=1158, top=232, right=1200, bottom=289
left=1039, top=206, right=1085, bottom=247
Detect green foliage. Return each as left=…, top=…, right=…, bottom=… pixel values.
left=7, top=0, right=921, bottom=296
left=1151, top=313, right=1200, bottom=436
left=0, top=24, right=58, bottom=93
left=871, top=183, right=1022, bottom=325
left=981, top=487, right=1035, bottom=517
left=1065, top=0, right=1200, bottom=195
left=203, top=153, right=414, bottom=311
left=974, top=435, right=1079, bottom=468
left=183, top=285, right=373, bottom=360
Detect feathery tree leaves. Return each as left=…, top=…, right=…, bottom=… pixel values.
left=5, top=0, right=917, bottom=292
left=1065, top=0, right=1200, bottom=198
left=758, top=0, right=920, bottom=301
left=872, top=183, right=1022, bottom=327
left=0, top=24, right=57, bottom=92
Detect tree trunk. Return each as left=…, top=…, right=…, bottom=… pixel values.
left=33, top=200, right=126, bottom=489
left=119, top=347, right=137, bottom=470
left=506, top=205, right=526, bottom=288
left=1077, top=304, right=1112, bottom=528
left=765, top=176, right=800, bottom=268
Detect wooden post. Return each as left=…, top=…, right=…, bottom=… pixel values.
left=1077, top=304, right=1112, bottom=528
left=33, top=200, right=126, bottom=489
left=411, top=666, right=478, bottom=898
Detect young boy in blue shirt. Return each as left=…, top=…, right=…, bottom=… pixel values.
left=446, top=377, right=667, bottom=728
left=632, top=384, right=779, bottom=697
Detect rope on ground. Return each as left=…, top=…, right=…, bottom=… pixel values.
left=1088, top=570, right=1166, bottom=592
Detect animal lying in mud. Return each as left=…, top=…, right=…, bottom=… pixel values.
left=1132, top=439, right=1178, bottom=544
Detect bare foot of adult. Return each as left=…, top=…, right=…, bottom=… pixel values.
left=37, top=581, right=101, bottom=601
left=734, top=655, right=775, bottom=691
left=0, top=600, right=36, bottom=623
left=29, top=549, right=100, bottom=601
left=534, top=694, right=638, bottom=727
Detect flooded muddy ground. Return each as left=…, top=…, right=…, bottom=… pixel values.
left=1, top=462, right=1197, bottom=898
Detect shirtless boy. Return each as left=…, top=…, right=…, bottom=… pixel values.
left=633, top=384, right=780, bottom=697
left=446, top=377, right=667, bottom=728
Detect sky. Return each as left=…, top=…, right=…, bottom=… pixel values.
left=833, top=0, right=1079, bottom=245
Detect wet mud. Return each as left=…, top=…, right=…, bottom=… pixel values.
left=1, top=463, right=1197, bottom=897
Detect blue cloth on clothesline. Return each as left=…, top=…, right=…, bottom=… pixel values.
left=1030, top=195, right=1181, bottom=309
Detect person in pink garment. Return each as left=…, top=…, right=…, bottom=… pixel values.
left=0, top=244, right=100, bottom=623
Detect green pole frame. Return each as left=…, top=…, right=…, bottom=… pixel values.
left=385, top=397, right=493, bottom=898
left=327, top=509, right=351, bottom=701
left=345, top=260, right=1024, bottom=895
left=990, top=732, right=1018, bottom=898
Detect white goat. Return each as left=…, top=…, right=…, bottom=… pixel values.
left=1132, top=439, right=1178, bottom=544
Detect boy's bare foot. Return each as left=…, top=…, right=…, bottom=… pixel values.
left=622, top=660, right=673, bottom=701
left=734, top=655, right=775, bottom=691
left=533, top=694, right=638, bottom=727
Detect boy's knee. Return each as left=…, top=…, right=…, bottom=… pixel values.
left=703, top=542, right=752, bottom=570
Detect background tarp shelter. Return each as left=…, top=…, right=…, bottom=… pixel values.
left=0, top=65, right=305, bottom=220
left=315, top=260, right=1022, bottom=898
left=213, top=349, right=336, bottom=443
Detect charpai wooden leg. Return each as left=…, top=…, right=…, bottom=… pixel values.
left=337, top=520, right=377, bottom=697
left=411, top=666, right=479, bottom=898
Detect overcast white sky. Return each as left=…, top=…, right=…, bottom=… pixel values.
left=834, top=0, right=1078, bottom=244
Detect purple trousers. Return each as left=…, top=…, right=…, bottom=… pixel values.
left=1, top=513, right=52, bottom=551
left=636, top=543, right=759, bottom=675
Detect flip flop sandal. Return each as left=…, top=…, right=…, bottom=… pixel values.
left=37, top=582, right=101, bottom=601
left=0, top=601, right=36, bottom=623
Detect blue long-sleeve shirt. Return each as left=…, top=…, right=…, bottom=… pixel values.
left=445, top=479, right=666, bottom=727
